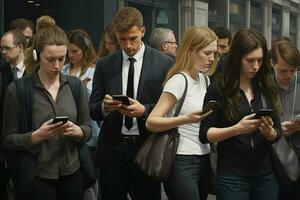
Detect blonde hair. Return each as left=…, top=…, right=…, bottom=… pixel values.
left=165, top=26, right=218, bottom=81
left=36, top=15, right=56, bottom=32
left=25, top=25, right=68, bottom=74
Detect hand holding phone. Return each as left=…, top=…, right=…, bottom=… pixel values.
left=254, top=109, right=274, bottom=119
left=112, top=95, right=131, bottom=105
left=292, top=115, right=300, bottom=123
left=52, top=116, right=69, bottom=124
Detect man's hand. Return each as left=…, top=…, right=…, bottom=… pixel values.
left=103, top=94, right=122, bottom=113
left=118, top=98, right=145, bottom=118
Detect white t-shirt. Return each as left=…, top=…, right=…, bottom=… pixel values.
left=163, top=72, right=210, bottom=155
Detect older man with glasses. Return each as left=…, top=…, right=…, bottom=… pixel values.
left=149, top=27, right=178, bottom=59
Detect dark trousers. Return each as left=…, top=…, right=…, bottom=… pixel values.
left=100, top=141, right=161, bottom=200
left=163, top=154, right=210, bottom=200
left=217, top=172, right=278, bottom=200
left=279, top=178, right=300, bottom=200
left=24, top=169, right=85, bottom=200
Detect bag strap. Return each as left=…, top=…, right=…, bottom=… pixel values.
left=174, top=72, right=188, bottom=117
left=65, top=76, right=81, bottom=123
left=15, top=77, right=33, bottom=133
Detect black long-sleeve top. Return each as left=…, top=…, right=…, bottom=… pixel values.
left=200, top=82, right=281, bottom=176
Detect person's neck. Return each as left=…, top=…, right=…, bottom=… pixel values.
left=11, top=54, right=24, bottom=66
left=239, top=75, right=252, bottom=91
left=187, top=68, right=199, bottom=80
left=38, top=69, right=59, bottom=88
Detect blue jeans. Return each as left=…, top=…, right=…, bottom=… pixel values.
left=164, top=154, right=210, bottom=200
left=217, top=172, right=278, bottom=200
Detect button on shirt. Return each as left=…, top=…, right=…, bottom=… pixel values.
left=121, top=43, right=145, bottom=135
left=10, top=61, right=26, bottom=78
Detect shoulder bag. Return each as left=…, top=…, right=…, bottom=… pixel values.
left=134, top=72, right=188, bottom=181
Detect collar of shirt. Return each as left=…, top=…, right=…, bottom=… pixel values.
left=121, top=42, right=145, bottom=63
left=11, top=61, right=26, bottom=73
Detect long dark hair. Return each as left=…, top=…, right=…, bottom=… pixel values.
left=215, top=28, right=277, bottom=121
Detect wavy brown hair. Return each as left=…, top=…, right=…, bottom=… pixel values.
left=215, top=28, right=277, bottom=121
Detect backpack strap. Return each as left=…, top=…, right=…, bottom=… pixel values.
left=15, top=77, right=33, bottom=133
left=65, top=76, right=81, bottom=123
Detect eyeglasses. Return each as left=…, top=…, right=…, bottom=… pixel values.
left=0, top=45, right=17, bottom=53
left=164, top=41, right=177, bottom=45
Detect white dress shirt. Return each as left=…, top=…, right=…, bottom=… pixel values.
left=121, top=43, right=145, bottom=135
left=11, top=61, right=26, bottom=78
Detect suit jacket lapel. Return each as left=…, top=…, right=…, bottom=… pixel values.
left=137, top=46, right=152, bottom=99
left=112, top=51, right=123, bottom=94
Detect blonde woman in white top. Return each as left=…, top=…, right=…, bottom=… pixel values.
left=146, top=26, right=218, bottom=200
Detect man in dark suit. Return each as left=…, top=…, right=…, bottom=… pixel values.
left=89, top=7, right=173, bottom=200
left=0, top=29, right=27, bottom=200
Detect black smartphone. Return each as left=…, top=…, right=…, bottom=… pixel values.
left=112, top=95, right=131, bottom=105
left=202, top=100, right=217, bottom=113
left=52, top=116, right=69, bottom=124
left=254, top=109, right=274, bottom=119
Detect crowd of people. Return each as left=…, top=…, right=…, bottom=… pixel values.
left=0, top=6, right=299, bottom=200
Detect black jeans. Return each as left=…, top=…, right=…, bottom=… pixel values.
left=24, top=169, right=85, bottom=200
left=100, top=141, right=161, bottom=200
left=164, top=154, right=210, bottom=200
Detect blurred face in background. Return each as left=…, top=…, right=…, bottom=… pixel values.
left=272, top=56, right=297, bottom=88
left=217, top=38, right=230, bottom=54
left=162, top=32, right=177, bottom=58
left=0, top=33, right=23, bottom=64
left=104, top=33, right=118, bottom=54
left=67, top=43, right=83, bottom=65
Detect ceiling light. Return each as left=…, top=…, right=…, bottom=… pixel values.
left=27, top=0, right=34, bottom=3
left=35, top=3, right=40, bottom=6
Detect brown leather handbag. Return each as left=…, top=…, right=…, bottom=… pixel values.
left=134, top=73, right=188, bottom=181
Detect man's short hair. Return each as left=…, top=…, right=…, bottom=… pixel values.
left=149, top=27, right=174, bottom=50
left=213, top=26, right=232, bottom=44
left=2, top=30, right=27, bottom=49
left=113, top=7, right=143, bottom=32
left=9, top=18, right=34, bottom=32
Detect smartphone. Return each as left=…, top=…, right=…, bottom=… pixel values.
left=292, top=114, right=300, bottom=123
left=112, top=95, right=131, bottom=105
left=52, top=116, right=69, bottom=124
left=202, top=100, right=217, bottom=113
left=254, top=109, right=274, bottom=119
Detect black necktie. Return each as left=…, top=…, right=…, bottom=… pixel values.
left=12, top=67, right=18, bottom=80
left=125, top=57, right=135, bottom=130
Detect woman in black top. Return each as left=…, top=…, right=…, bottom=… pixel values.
left=200, top=28, right=281, bottom=200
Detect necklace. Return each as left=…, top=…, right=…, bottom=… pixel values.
left=277, top=72, right=297, bottom=121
